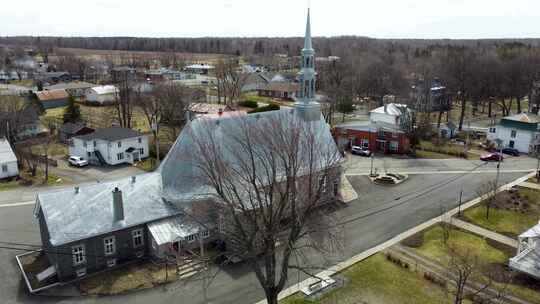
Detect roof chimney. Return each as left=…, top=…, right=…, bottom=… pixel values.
left=112, top=187, right=124, bottom=222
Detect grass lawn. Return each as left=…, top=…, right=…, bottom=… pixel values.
left=30, top=142, right=68, bottom=157
left=282, top=253, right=458, bottom=304
left=409, top=225, right=540, bottom=303
left=134, top=158, right=158, bottom=172
left=0, top=168, right=70, bottom=192
left=461, top=188, right=540, bottom=237
left=415, top=149, right=457, bottom=159
left=79, top=261, right=178, bottom=295
left=0, top=179, right=21, bottom=191
left=417, top=140, right=466, bottom=159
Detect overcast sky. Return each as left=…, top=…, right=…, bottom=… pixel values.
left=2, top=0, right=539, bottom=39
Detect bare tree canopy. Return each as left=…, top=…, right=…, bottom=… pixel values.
left=179, top=111, right=343, bottom=304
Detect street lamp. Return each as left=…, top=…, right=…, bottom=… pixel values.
left=370, top=152, right=375, bottom=177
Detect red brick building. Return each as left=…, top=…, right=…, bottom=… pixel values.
left=333, top=123, right=410, bottom=154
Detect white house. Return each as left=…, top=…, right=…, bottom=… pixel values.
left=369, top=103, right=408, bottom=127
left=509, top=221, right=540, bottom=280
left=69, top=127, right=149, bottom=166
left=0, top=138, right=19, bottom=179
left=85, top=85, right=119, bottom=105
left=487, top=113, right=540, bottom=154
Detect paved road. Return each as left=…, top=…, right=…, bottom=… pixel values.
left=0, top=157, right=532, bottom=304
left=0, top=163, right=144, bottom=205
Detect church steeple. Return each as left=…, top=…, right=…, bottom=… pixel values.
left=304, top=8, right=313, bottom=51
left=294, top=8, right=320, bottom=121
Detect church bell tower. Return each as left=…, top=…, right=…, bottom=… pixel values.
left=295, top=8, right=321, bottom=121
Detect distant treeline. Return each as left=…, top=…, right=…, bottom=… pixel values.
left=2, top=36, right=540, bottom=58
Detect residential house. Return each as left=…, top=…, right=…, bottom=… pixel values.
left=185, top=64, right=214, bottom=75
left=44, top=82, right=96, bottom=98
left=333, top=104, right=411, bottom=154
left=369, top=103, right=408, bottom=126
left=36, top=72, right=71, bottom=85
left=34, top=174, right=190, bottom=282
left=187, top=103, right=235, bottom=120
left=110, top=66, right=137, bottom=84
left=27, top=10, right=340, bottom=288
left=0, top=138, right=18, bottom=179
left=487, top=113, right=540, bottom=154
left=58, top=122, right=95, bottom=144
left=439, top=121, right=457, bottom=139
left=257, top=82, right=300, bottom=100
left=35, top=89, right=70, bottom=109
left=410, top=78, right=451, bottom=113
left=0, top=106, right=43, bottom=140
left=241, top=73, right=270, bottom=93
left=68, top=126, right=149, bottom=166
left=509, top=221, right=540, bottom=280
left=85, top=85, right=119, bottom=105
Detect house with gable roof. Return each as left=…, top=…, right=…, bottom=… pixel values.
left=487, top=113, right=540, bottom=153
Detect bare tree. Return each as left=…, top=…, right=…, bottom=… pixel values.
left=187, top=112, right=343, bottom=304
left=114, top=78, right=134, bottom=128
left=215, top=59, right=243, bottom=106
left=475, top=180, right=499, bottom=220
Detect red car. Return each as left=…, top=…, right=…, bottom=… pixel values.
left=480, top=152, right=504, bottom=162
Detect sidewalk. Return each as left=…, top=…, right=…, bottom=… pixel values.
left=253, top=171, right=536, bottom=304
left=519, top=181, right=540, bottom=191
left=339, top=175, right=358, bottom=203
left=448, top=218, right=518, bottom=248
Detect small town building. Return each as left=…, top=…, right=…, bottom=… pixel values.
left=187, top=103, right=235, bottom=120
left=0, top=106, right=43, bottom=140
left=69, top=126, right=149, bottom=166
left=369, top=103, right=408, bottom=126
left=35, top=89, right=70, bottom=109
left=487, top=113, right=540, bottom=154
left=333, top=103, right=411, bottom=154
left=509, top=221, right=540, bottom=279
left=33, top=174, right=208, bottom=282
left=333, top=122, right=410, bottom=154
left=0, top=138, right=18, bottom=179
left=110, top=66, right=137, bottom=83
left=85, top=85, right=119, bottom=105
left=241, top=73, right=271, bottom=93
left=185, top=64, right=215, bottom=75
left=36, top=71, right=71, bottom=84
left=439, top=121, right=457, bottom=139
left=58, top=122, right=95, bottom=143
left=257, top=82, right=300, bottom=100
left=44, top=81, right=96, bottom=98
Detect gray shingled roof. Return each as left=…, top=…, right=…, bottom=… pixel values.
left=159, top=109, right=341, bottom=202
left=75, top=126, right=142, bottom=141
left=37, top=173, right=181, bottom=246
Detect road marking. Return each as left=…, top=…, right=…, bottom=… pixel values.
left=0, top=201, right=35, bottom=208
left=346, top=169, right=534, bottom=176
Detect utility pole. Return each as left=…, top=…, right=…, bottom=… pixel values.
left=495, top=138, right=503, bottom=190
left=458, top=189, right=463, bottom=216
left=151, top=118, right=160, bottom=167
left=370, top=152, right=375, bottom=177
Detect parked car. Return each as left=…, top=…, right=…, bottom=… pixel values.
left=502, top=147, right=520, bottom=156
left=480, top=152, right=504, bottom=162
left=68, top=156, right=89, bottom=167
left=351, top=145, right=372, bottom=157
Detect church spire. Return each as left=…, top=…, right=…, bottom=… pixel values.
left=304, top=8, right=313, bottom=51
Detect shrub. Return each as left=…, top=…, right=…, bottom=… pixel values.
left=238, top=100, right=259, bottom=108
left=249, top=103, right=280, bottom=114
